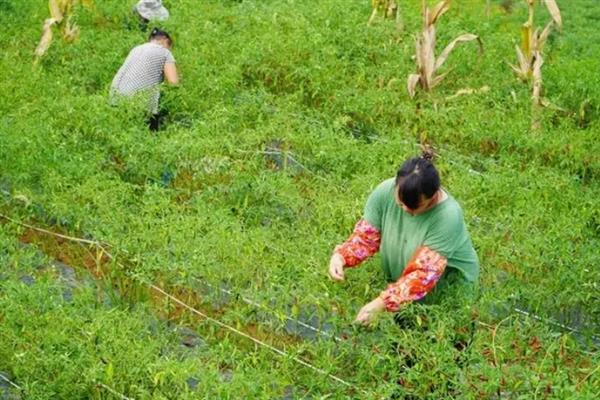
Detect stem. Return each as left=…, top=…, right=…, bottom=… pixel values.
left=576, top=364, right=600, bottom=391
left=492, top=315, right=513, bottom=367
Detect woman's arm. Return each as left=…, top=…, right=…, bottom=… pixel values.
left=379, top=246, right=447, bottom=311
left=335, top=219, right=381, bottom=267
left=355, top=246, right=446, bottom=325
left=164, top=62, right=179, bottom=85
left=329, top=219, right=381, bottom=280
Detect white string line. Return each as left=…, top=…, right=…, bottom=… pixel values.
left=31, top=223, right=369, bottom=393
left=0, top=213, right=107, bottom=249
left=4, top=211, right=600, bottom=342
left=198, top=280, right=344, bottom=342
left=4, top=212, right=599, bottom=343
left=244, top=150, right=315, bottom=175
left=193, top=280, right=600, bottom=355
left=96, top=382, right=134, bottom=400
left=0, top=372, right=21, bottom=390
left=0, top=214, right=360, bottom=394
left=514, top=307, right=599, bottom=343
left=148, top=284, right=367, bottom=394
left=0, top=370, right=132, bottom=399
left=2, top=214, right=598, bottom=363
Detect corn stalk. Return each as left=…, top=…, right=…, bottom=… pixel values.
left=34, top=0, right=93, bottom=63
left=407, top=0, right=483, bottom=98
left=368, top=0, right=403, bottom=29
left=509, top=0, right=561, bottom=108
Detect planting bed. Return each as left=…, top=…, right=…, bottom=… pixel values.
left=1, top=0, right=599, bottom=397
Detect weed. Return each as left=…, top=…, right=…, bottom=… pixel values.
left=1, top=0, right=599, bottom=397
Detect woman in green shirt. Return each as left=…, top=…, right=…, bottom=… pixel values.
left=328, top=151, right=479, bottom=325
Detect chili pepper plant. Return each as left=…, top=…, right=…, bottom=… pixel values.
left=0, top=0, right=599, bottom=397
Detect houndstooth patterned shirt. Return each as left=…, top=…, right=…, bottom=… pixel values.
left=110, top=42, right=175, bottom=113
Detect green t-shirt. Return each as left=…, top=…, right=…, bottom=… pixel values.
left=363, top=178, right=479, bottom=283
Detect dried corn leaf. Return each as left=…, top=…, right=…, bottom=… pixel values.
left=532, top=52, right=544, bottom=104
left=62, top=18, right=80, bottom=42
left=431, top=70, right=450, bottom=88
left=421, top=26, right=436, bottom=87
left=445, top=85, right=490, bottom=100
left=426, top=0, right=451, bottom=27
left=386, top=1, right=397, bottom=18
left=434, top=33, right=482, bottom=70
left=407, top=74, right=421, bottom=98
left=508, top=62, right=522, bottom=76
left=369, top=0, right=400, bottom=26
left=510, top=44, right=529, bottom=79
left=34, top=18, right=57, bottom=59
left=543, top=0, right=562, bottom=28
left=537, top=21, right=553, bottom=50
left=368, top=7, right=378, bottom=25
left=49, top=0, right=64, bottom=22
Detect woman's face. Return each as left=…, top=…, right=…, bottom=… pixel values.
left=394, top=188, right=435, bottom=216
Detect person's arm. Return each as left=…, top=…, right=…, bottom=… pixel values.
left=354, top=246, right=446, bottom=324
left=330, top=180, right=390, bottom=281
left=329, top=219, right=381, bottom=281
left=379, top=246, right=447, bottom=311
left=164, top=62, right=179, bottom=85
left=335, top=219, right=381, bottom=267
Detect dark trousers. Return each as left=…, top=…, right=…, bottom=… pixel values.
left=148, top=108, right=168, bottom=132
left=148, top=113, right=160, bottom=131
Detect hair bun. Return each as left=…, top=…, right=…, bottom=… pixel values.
left=420, top=146, right=435, bottom=162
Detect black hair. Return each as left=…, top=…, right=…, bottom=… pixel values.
left=395, top=149, right=440, bottom=210
left=149, top=28, right=173, bottom=47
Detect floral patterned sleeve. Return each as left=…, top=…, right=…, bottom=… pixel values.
left=334, top=219, right=381, bottom=268
left=379, top=246, right=447, bottom=312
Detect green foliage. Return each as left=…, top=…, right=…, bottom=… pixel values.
left=1, top=0, right=599, bottom=397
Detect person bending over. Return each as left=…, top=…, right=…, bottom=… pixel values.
left=110, top=28, right=178, bottom=131
left=329, top=151, right=479, bottom=325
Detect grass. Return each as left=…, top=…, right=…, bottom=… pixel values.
left=1, top=0, right=599, bottom=397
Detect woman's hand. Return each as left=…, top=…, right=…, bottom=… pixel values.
left=354, top=297, right=385, bottom=326
left=328, top=252, right=346, bottom=281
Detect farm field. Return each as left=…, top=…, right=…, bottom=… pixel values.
left=1, top=0, right=599, bottom=398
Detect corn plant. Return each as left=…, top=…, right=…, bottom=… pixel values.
left=510, top=0, right=561, bottom=81
left=510, top=0, right=561, bottom=106
left=368, top=0, right=403, bottom=28
left=407, top=0, right=482, bottom=98
left=34, top=0, right=93, bottom=63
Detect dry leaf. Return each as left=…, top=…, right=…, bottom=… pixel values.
left=34, top=18, right=57, bottom=59
left=426, top=0, right=451, bottom=26
left=445, top=85, right=490, bottom=100
left=543, top=0, right=562, bottom=28
left=369, top=0, right=400, bottom=25
left=537, top=21, right=554, bottom=50
left=407, top=74, right=420, bottom=98
left=48, top=0, right=64, bottom=22
left=435, top=33, right=482, bottom=70
left=531, top=52, right=544, bottom=104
